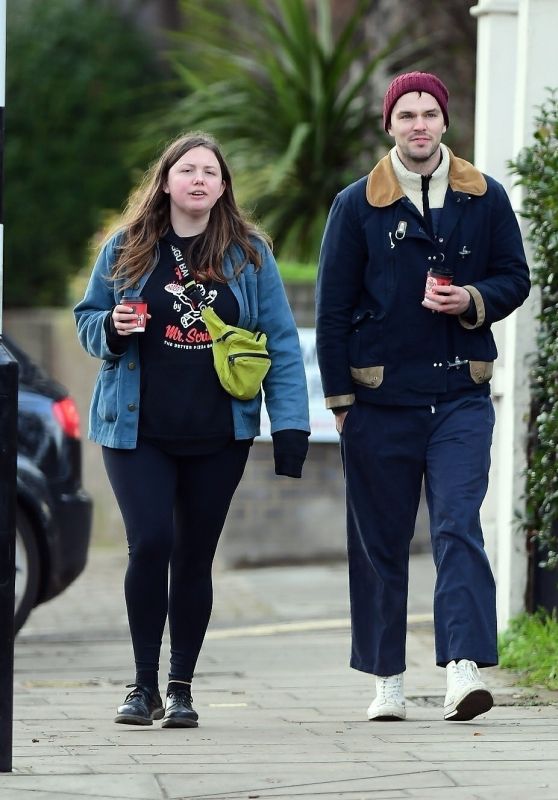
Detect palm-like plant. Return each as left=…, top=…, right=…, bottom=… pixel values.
left=159, top=0, right=403, bottom=262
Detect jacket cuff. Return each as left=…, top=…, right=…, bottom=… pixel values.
left=325, top=393, right=355, bottom=410
left=104, top=310, right=128, bottom=355
left=460, top=285, right=485, bottom=329
left=460, top=294, right=477, bottom=325
left=272, top=429, right=309, bottom=479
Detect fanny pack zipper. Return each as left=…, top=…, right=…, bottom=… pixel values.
left=218, top=330, right=265, bottom=343
left=228, top=352, right=271, bottom=363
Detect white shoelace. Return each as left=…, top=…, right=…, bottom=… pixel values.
left=451, top=660, right=481, bottom=687
left=376, top=676, right=403, bottom=703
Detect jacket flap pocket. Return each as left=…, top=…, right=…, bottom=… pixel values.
left=469, top=360, right=493, bottom=384
left=350, top=365, right=384, bottom=388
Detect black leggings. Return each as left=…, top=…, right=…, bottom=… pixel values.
left=102, top=438, right=250, bottom=682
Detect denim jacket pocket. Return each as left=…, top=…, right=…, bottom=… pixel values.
left=97, top=361, right=119, bottom=421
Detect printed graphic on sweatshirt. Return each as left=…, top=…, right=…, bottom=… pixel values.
left=163, top=281, right=217, bottom=349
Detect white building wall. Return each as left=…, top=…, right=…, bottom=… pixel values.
left=471, top=0, right=558, bottom=628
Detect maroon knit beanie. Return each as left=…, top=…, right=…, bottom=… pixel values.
left=383, top=72, right=449, bottom=132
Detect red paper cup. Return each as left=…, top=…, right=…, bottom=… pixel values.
left=425, top=269, right=453, bottom=295
left=121, top=296, right=148, bottom=332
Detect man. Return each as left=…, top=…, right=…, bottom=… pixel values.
left=316, top=72, right=530, bottom=722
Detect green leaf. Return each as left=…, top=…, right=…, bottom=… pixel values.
left=144, top=0, right=406, bottom=262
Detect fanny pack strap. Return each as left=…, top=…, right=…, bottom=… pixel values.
left=165, top=238, right=269, bottom=401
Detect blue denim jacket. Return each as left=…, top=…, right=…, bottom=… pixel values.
left=74, top=234, right=310, bottom=448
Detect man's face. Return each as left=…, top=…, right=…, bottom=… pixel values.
left=387, top=91, right=446, bottom=171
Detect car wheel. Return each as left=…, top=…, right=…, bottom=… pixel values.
left=14, top=506, right=41, bottom=633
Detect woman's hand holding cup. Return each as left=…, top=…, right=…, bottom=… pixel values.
left=113, top=297, right=150, bottom=335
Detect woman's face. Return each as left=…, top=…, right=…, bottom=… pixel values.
left=164, top=146, right=226, bottom=229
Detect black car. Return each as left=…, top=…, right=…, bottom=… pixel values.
left=5, top=334, right=93, bottom=632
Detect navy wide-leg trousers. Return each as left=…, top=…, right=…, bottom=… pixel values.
left=341, top=394, right=498, bottom=676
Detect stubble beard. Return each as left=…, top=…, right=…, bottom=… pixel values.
left=397, top=139, right=442, bottom=174
left=405, top=141, right=438, bottom=164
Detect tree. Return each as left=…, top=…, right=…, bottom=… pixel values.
left=154, top=0, right=406, bottom=262
left=4, top=0, right=165, bottom=307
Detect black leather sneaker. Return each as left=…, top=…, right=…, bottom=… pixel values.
left=161, top=687, right=199, bottom=728
left=114, top=684, right=164, bottom=725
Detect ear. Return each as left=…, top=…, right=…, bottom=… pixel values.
left=218, top=181, right=226, bottom=198
left=163, top=182, right=170, bottom=194
left=442, top=125, right=447, bottom=134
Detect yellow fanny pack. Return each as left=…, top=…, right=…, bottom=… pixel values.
left=199, top=305, right=270, bottom=401
left=170, top=243, right=270, bottom=400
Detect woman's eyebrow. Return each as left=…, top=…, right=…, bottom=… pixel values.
left=180, top=162, right=217, bottom=168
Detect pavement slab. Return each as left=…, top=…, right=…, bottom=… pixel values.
left=0, top=548, right=556, bottom=800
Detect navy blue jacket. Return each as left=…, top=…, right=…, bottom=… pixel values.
left=316, top=150, right=530, bottom=408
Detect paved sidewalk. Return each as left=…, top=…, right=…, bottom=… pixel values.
left=1, top=548, right=557, bottom=800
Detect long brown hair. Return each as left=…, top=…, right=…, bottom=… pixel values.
left=109, top=132, right=269, bottom=288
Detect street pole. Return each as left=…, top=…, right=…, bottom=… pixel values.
left=0, top=0, right=18, bottom=774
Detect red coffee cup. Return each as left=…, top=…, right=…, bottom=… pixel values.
left=425, top=268, right=453, bottom=295
left=121, top=295, right=148, bottom=332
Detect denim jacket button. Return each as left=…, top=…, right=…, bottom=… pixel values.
left=127, top=362, right=136, bottom=370
left=127, top=403, right=137, bottom=412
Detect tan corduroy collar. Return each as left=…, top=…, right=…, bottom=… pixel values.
left=365, top=145, right=487, bottom=208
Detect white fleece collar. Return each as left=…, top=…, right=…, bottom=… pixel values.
left=390, top=143, right=450, bottom=215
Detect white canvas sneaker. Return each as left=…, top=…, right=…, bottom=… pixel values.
left=367, top=673, right=406, bottom=721
left=444, top=659, right=494, bottom=721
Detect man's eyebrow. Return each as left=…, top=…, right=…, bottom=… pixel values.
left=396, top=107, right=440, bottom=115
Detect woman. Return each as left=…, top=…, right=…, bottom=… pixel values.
left=74, top=132, right=310, bottom=728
